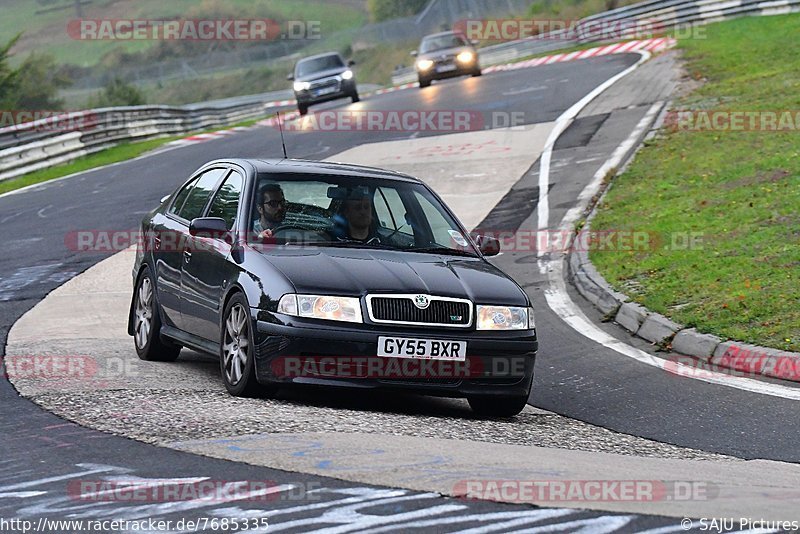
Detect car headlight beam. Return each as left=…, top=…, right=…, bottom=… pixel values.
left=456, top=51, right=475, bottom=63
left=278, top=294, right=363, bottom=323
left=416, top=59, right=434, bottom=71
left=293, top=81, right=310, bottom=92
left=341, top=69, right=353, bottom=80
left=476, top=305, right=531, bottom=330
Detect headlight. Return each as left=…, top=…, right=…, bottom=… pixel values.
left=341, top=69, right=353, bottom=80
left=476, top=305, right=531, bottom=330
left=293, top=81, right=310, bottom=92
left=456, top=51, right=475, bottom=63
left=277, top=294, right=363, bottom=323
left=416, top=59, right=434, bottom=71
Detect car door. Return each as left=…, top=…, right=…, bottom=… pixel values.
left=181, top=168, right=244, bottom=341
left=157, top=167, right=227, bottom=332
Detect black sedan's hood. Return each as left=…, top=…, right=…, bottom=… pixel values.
left=260, top=248, right=528, bottom=306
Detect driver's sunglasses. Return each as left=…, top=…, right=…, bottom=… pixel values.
left=263, top=199, right=287, bottom=208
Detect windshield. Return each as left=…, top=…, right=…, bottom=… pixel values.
left=420, top=34, right=468, bottom=53
left=295, top=55, right=345, bottom=77
left=249, top=172, right=477, bottom=256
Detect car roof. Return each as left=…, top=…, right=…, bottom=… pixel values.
left=209, top=158, right=423, bottom=184
left=296, top=52, right=343, bottom=63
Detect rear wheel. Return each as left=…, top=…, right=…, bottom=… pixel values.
left=221, top=294, right=262, bottom=397
left=468, top=394, right=527, bottom=417
left=133, top=268, right=180, bottom=362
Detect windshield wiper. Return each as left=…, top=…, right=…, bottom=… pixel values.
left=412, top=246, right=477, bottom=257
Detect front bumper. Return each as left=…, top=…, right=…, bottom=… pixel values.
left=418, top=60, right=479, bottom=82
left=295, top=79, right=357, bottom=106
left=251, top=312, right=537, bottom=398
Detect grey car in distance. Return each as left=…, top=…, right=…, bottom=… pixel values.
left=412, top=31, right=481, bottom=88
left=288, top=52, right=359, bottom=115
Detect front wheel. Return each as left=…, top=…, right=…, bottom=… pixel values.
left=468, top=394, right=527, bottom=417
left=471, top=68, right=482, bottom=77
left=298, top=104, right=308, bottom=116
left=418, top=77, right=431, bottom=88
left=221, top=294, right=262, bottom=397
left=350, top=91, right=360, bottom=103
left=133, top=268, right=180, bottom=362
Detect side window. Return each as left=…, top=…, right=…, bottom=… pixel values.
left=375, top=186, right=413, bottom=236
left=413, top=190, right=459, bottom=246
left=206, top=171, right=244, bottom=230
left=168, top=176, right=199, bottom=216
left=177, top=168, right=227, bottom=222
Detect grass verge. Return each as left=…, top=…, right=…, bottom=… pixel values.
left=0, top=113, right=276, bottom=195
left=589, top=14, right=800, bottom=351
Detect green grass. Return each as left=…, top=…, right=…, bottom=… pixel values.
left=0, top=136, right=179, bottom=195
left=589, top=13, right=800, bottom=351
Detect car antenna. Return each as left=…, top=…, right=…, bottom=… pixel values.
left=276, top=110, right=288, bottom=159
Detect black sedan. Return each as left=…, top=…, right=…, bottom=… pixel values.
left=412, top=31, right=482, bottom=88
left=128, top=159, right=537, bottom=417
left=288, top=52, right=359, bottom=116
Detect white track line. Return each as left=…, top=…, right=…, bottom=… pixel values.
left=536, top=50, right=651, bottom=247
left=535, top=64, right=800, bottom=400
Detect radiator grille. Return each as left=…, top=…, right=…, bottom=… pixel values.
left=367, top=295, right=472, bottom=327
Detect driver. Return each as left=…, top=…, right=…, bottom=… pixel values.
left=254, top=183, right=287, bottom=239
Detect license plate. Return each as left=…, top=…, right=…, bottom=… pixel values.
left=377, top=336, right=467, bottom=361
left=436, top=64, right=457, bottom=73
left=313, top=86, right=336, bottom=96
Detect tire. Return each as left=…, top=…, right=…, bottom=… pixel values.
left=418, top=78, right=431, bottom=88
left=133, top=268, right=181, bottom=362
left=351, top=91, right=360, bottom=103
left=220, top=293, right=262, bottom=397
left=471, top=68, right=482, bottom=77
left=468, top=394, right=528, bottom=417
left=298, top=104, right=308, bottom=116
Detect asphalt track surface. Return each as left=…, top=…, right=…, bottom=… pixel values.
left=0, top=53, right=797, bottom=530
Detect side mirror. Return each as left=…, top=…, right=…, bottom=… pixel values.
left=287, top=73, right=294, bottom=81
left=347, top=59, right=356, bottom=67
left=475, top=235, right=500, bottom=256
left=410, top=50, right=418, bottom=57
left=189, top=217, right=229, bottom=240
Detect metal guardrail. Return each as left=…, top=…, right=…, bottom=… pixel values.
left=391, top=0, right=800, bottom=85
left=0, top=90, right=296, bottom=182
